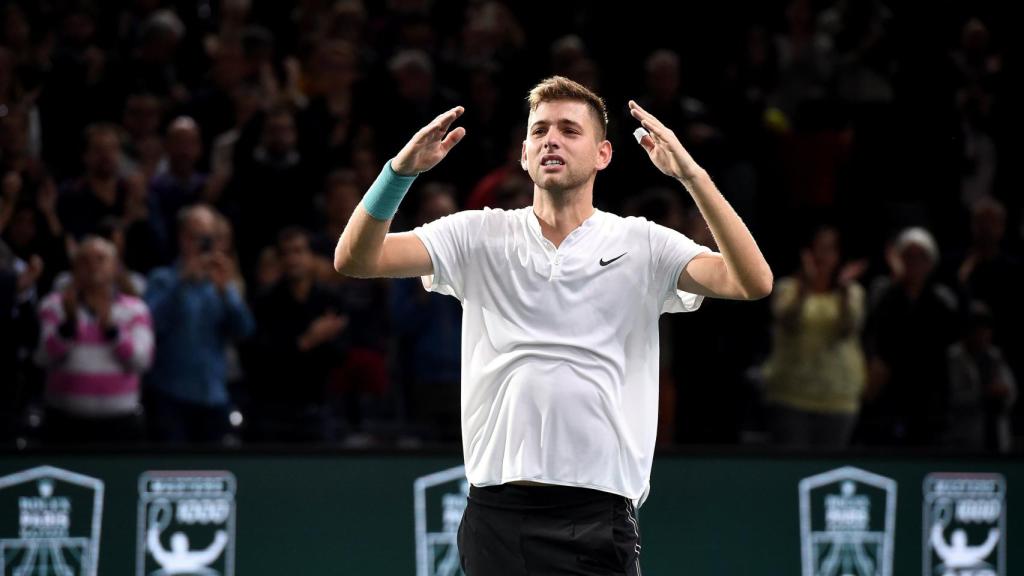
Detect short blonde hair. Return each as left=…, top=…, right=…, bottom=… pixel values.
left=75, top=235, right=117, bottom=262
left=527, top=76, right=608, bottom=137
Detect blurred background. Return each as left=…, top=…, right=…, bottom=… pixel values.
left=0, top=0, right=1020, bottom=453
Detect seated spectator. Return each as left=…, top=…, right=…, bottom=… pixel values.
left=120, top=92, right=165, bottom=178
left=253, top=245, right=280, bottom=293
left=1, top=171, right=65, bottom=291
left=307, top=170, right=392, bottom=441
left=310, top=169, right=360, bottom=282
left=762, top=226, right=867, bottom=448
left=954, top=197, right=1023, bottom=388
left=144, top=204, right=254, bottom=444
left=945, top=302, right=1017, bottom=452
left=57, top=123, right=160, bottom=271
left=206, top=81, right=269, bottom=205
left=36, top=236, right=153, bottom=444
left=149, top=116, right=208, bottom=263
left=861, top=227, right=961, bottom=445
left=54, top=216, right=146, bottom=296
left=57, top=123, right=133, bottom=240
left=392, top=186, right=462, bottom=442
left=1, top=237, right=43, bottom=441
left=245, top=227, right=348, bottom=442
left=227, top=105, right=316, bottom=277
left=297, top=40, right=369, bottom=175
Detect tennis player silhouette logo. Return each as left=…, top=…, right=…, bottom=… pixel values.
left=137, top=472, right=236, bottom=576
left=931, top=524, right=999, bottom=573
left=146, top=501, right=229, bottom=576
left=923, top=473, right=1005, bottom=576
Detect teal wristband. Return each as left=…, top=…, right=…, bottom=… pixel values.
left=361, top=159, right=417, bottom=220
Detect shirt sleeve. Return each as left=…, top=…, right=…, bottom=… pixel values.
left=143, top=268, right=181, bottom=335
left=648, top=220, right=712, bottom=314
left=37, top=292, right=72, bottom=364
left=112, top=297, right=155, bottom=373
left=221, top=283, right=255, bottom=340
left=412, top=210, right=486, bottom=301
left=847, top=282, right=867, bottom=331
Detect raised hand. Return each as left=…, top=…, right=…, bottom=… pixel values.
left=628, top=100, right=702, bottom=183
left=837, top=259, right=869, bottom=288
left=84, top=290, right=113, bottom=330
left=206, top=253, right=236, bottom=293
left=392, top=106, right=467, bottom=176
left=299, top=312, right=349, bottom=351
left=17, top=255, right=44, bottom=293
left=61, top=283, right=79, bottom=321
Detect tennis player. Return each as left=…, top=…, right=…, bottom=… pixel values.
left=335, top=76, right=772, bottom=575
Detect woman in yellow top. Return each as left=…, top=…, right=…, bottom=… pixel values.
left=763, top=226, right=867, bottom=448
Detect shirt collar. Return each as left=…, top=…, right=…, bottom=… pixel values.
left=526, top=207, right=604, bottom=245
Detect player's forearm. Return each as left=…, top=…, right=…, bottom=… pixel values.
left=334, top=205, right=390, bottom=278
left=682, top=169, right=773, bottom=299
left=334, top=160, right=417, bottom=277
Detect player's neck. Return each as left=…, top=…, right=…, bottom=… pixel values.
left=533, top=186, right=595, bottom=247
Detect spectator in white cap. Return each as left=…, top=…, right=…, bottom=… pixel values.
left=893, top=226, right=939, bottom=289
left=861, top=226, right=961, bottom=445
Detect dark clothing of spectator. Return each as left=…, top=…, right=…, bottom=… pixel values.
left=57, top=179, right=129, bottom=240
left=57, top=179, right=160, bottom=271
left=43, top=408, right=144, bottom=445
left=245, top=281, right=347, bottom=442
left=149, top=170, right=209, bottom=261
left=391, top=277, right=462, bottom=441
left=957, top=253, right=1024, bottom=374
left=225, top=151, right=317, bottom=279
left=861, top=280, right=961, bottom=445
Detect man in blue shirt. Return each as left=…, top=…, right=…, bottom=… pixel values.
left=145, top=204, right=254, bottom=443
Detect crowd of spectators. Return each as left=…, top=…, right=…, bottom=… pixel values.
left=1, top=0, right=1018, bottom=451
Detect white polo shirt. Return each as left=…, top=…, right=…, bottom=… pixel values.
left=413, top=207, right=710, bottom=505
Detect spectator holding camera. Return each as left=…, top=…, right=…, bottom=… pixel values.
left=144, top=204, right=254, bottom=443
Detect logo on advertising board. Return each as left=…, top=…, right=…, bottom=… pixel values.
left=137, top=471, right=236, bottom=576
left=923, top=473, right=1006, bottom=576
left=0, top=465, right=104, bottom=576
left=799, top=466, right=897, bottom=576
left=414, top=466, right=467, bottom=576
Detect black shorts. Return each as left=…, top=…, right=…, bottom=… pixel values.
left=458, top=484, right=643, bottom=576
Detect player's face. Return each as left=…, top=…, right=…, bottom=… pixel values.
left=522, top=100, right=611, bottom=194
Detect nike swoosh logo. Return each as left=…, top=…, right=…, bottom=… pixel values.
left=599, top=253, right=627, bottom=267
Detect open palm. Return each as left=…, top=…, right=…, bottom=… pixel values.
left=628, top=100, right=701, bottom=183
left=392, top=106, right=467, bottom=176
